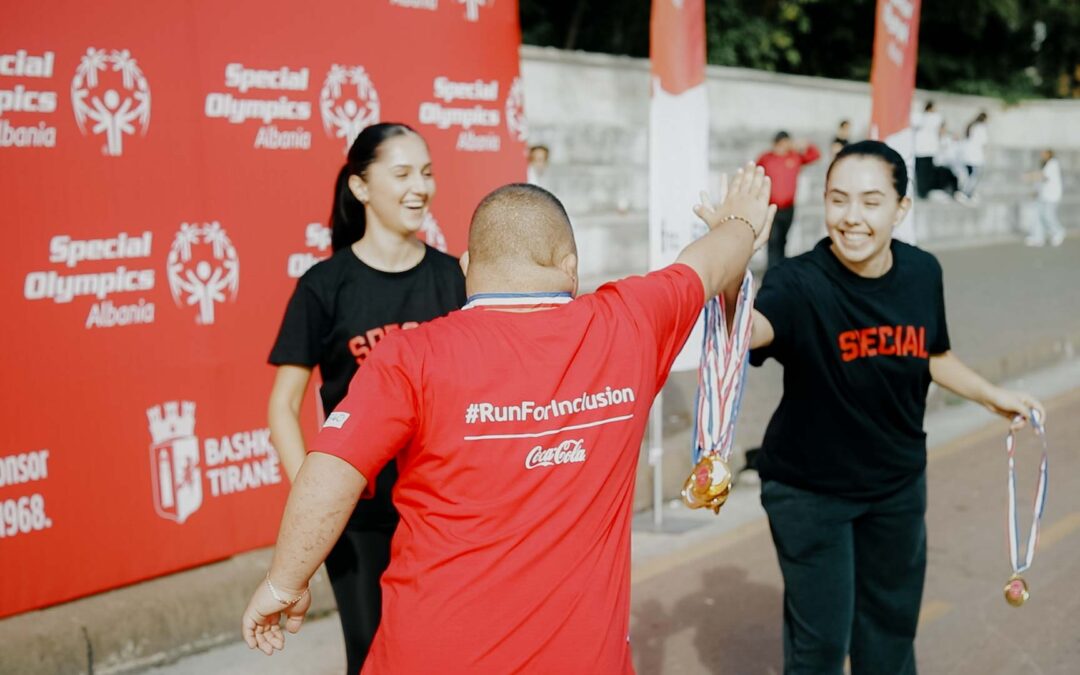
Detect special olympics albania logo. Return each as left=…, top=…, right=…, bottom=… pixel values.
left=71, top=48, right=151, bottom=157
left=166, top=221, right=240, bottom=325
left=504, top=76, right=527, bottom=143
left=320, top=64, right=379, bottom=153
left=421, top=212, right=448, bottom=253
left=147, top=401, right=202, bottom=524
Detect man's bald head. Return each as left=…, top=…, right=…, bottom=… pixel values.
left=467, top=183, right=577, bottom=274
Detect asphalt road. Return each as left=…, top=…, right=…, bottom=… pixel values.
left=629, top=386, right=1080, bottom=675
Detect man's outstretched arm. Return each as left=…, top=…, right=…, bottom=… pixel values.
left=240, top=452, right=367, bottom=655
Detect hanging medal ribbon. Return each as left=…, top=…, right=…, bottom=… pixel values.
left=1003, top=408, right=1049, bottom=607
left=681, top=270, right=755, bottom=514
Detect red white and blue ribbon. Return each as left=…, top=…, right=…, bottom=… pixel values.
left=692, top=270, right=755, bottom=464
left=1006, top=408, right=1049, bottom=576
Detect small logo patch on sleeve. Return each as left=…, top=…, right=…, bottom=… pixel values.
left=323, top=412, right=350, bottom=429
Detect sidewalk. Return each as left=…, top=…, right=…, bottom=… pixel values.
left=2, top=238, right=1077, bottom=675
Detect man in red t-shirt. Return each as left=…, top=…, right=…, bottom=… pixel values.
left=757, top=131, right=821, bottom=269
left=241, top=166, right=775, bottom=673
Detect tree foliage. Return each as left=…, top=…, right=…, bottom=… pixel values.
left=519, top=0, right=1080, bottom=100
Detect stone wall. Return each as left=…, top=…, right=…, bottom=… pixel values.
left=520, top=46, right=1080, bottom=287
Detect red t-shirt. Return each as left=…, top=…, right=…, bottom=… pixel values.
left=756, top=144, right=821, bottom=208
left=311, top=264, right=704, bottom=674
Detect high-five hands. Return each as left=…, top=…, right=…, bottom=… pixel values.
left=693, top=163, right=776, bottom=252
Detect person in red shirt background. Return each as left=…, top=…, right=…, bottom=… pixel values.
left=757, top=130, right=821, bottom=269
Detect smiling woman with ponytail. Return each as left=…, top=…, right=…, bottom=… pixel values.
left=266, top=122, right=465, bottom=673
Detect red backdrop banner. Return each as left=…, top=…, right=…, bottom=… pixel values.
left=0, top=0, right=525, bottom=619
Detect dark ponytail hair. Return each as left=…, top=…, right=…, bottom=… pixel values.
left=826, top=140, right=908, bottom=199
left=329, top=122, right=419, bottom=252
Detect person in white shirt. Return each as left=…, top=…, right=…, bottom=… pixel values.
left=961, top=112, right=989, bottom=200
left=1026, top=148, right=1065, bottom=247
left=912, top=101, right=943, bottom=199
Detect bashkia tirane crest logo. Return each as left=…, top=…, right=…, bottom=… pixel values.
left=166, top=221, right=240, bottom=325
left=71, top=47, right=151, bottom=156
left=148, top=401, right=202, bottom=524
left=504, top=76, right=527, bottom=143
left=320, top=64, right=380, bottom=153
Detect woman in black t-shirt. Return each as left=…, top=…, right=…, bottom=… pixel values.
left=748, top=141, right=1044, bottom=675
left=267, top=123, right=465, bottom=673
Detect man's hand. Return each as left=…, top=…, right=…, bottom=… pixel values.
left=241, top=577, right=311, bottom=656
left=693, top=163, right=776, bottom=251
left=984, top=387, right=1046, bottom=430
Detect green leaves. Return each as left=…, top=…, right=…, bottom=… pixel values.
left=518, top=0, right=1080, bottom=99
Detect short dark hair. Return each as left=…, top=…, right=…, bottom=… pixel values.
left=773, top=131, right=791, bottom=144
left=826, top=140, right=908, bottom=199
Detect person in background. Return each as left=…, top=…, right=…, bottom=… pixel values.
left=757, top=131, right=821, bottom=269
left=932, top=126, right=965, bottom=201
left=1025, top=148, right=1065, bottom=247
left=961, top=112, right=989, bottom=201
left=830, top=119, right=852, bottom=158
left=913, top=101, right=943, bottom=199
left=527, top=144, right=550, bottom=188
left=266, top=123, right=466, bottom=674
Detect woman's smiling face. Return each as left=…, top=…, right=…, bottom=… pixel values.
left=824, top=155, right=910, bottom=269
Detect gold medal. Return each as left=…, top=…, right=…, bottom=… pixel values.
left=1003, top=574, right=1029, bottom=607
left=681, top=454, right=733, bottom=514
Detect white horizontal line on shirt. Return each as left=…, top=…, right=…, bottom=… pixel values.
left=462, top=414, right=635, bottom=441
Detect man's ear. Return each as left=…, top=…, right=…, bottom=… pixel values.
left=459, top=250, right=470, bottom=276
left=559, top=252, right=579, bottom=297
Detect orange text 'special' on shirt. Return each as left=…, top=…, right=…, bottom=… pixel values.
left=311, top=264, right=705, bottom=674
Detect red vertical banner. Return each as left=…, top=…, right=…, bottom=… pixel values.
left=869, top=0, right=922, bottom=242
left=0, top=0, right=524, bottom=619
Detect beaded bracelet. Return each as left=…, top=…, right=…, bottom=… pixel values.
left=718, top=214, right=758, bottom=238
left=265, top=573, right=308, bottom=606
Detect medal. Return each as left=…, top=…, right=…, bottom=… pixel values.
left=1003, top=574, right=1029, bottom=607
left=681, top=454, right=732, bottom=513
left=682, top=270, right=754, bottom=514
left=1003, top=408, right=1048, bottom=607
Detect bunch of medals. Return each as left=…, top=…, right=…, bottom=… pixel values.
left=682, top=270, right=755, bottom=514
left=1003, top=408, right=1049, bottom=607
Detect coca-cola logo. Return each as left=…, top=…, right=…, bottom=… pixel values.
left=524, top=438, right=587, bottom=470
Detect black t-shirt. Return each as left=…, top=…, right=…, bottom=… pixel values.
left=269, top=244, right=466, bottom=527
left=750, top=238, right=950, bottom=498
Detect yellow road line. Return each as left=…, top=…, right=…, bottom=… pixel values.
left=918, top=600, right=953, bottom=625
left=930, top=386, right=1080, bottom=465
left=1039, top=512, right=1080, bottom=550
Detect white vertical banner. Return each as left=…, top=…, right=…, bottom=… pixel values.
left=650, top=0, right=709, bottom=372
